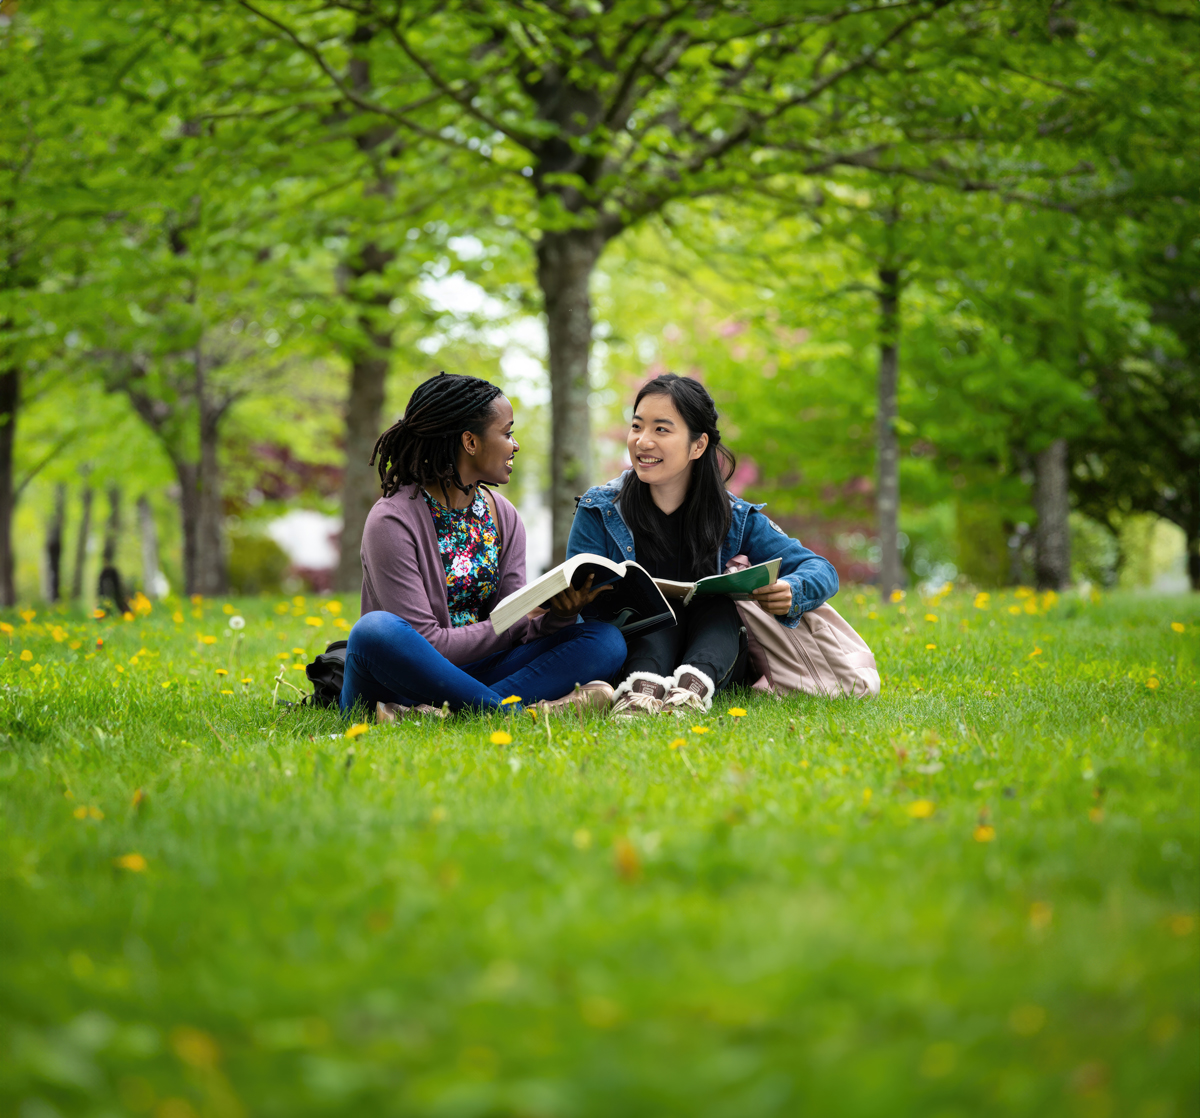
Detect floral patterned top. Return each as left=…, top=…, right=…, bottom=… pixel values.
left=423, top=489, right=501, bottom=627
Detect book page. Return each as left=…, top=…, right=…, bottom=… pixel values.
left=692, top=557, right=781, bottom=600
left=489, top=553, right=626, bottom=635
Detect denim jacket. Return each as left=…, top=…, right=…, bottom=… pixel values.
left=567, top=473, right=839, bottom=628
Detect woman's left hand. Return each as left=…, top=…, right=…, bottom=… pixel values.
left=751, top=580, right=794, bottom=616
left=549, top=573, right=612, bottom=619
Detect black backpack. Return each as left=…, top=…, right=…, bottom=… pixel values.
left=304, top=640, right=348, bottom=708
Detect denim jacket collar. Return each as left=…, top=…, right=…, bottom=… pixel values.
left=576, top=472, right=766, bottom=576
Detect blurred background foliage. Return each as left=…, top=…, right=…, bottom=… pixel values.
left=1, top=0, right=1196, bottom=607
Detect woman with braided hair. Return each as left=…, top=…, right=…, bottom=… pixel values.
left=343, top=372, right=624, bottom=719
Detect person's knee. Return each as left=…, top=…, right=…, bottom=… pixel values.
left=583, top=620, right=628, bottom=676
left=348, top=611, right=412, bottom=656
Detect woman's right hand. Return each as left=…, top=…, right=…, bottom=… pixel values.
left=548, top=573, right=612, bottom=618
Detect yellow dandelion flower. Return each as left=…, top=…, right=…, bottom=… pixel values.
left=490, top=731, right=513, bottom=745
left=240, top=677, right=252, bottom=684
left=305, top=617, right=323, bottom=627
left=161, top=681, right=172, bottom=689
left=669, top=737, right=687, bottom=749
left=867, top=611, right=878, bottom=619
left=19, top=649, right=32, bottom=661
left=973, top=593, right=990, bottom=610
left=199, top=635, right=217, bottom=645
left=122, top=612, right=134, bottom=622
left=291, top=663, right=306, bottom=671
left=0, top=621, right=12, bottom=635
left=1029, top=647, right=1042, bottom=658
left=889, top=589, right=905, bottom=603
left=1146, top=678, right=1160, bottom=690
left=326, top=600, right=343, bottom=614
left=93, top=609, right=107, bottom=619
left=974, top=825, right=996, bottom=843
left=292, top=648, right=306, bottom=656
left=114, top=853, right=147, bottom=872
left=345, top=723, right=370, bottom=739
left=214, top=668, right=228, bottom=676
left=500, top=694, right=522, bottom=706
left=30, top=663, right=43, bottom=675
left=68, top=640, right=81, bottom=650
left=727, top=707, right=747, bottom=717
left=334, top=618, right=351, bottom=630
left=691, top=725, right=709, bottom=734
left=292, top=595, right=306, bottom=607
left=172, top=611, right=184, bottom=624
left=925, top=613, right=938, bottom=622
left=1171, top=622, right=1185, bottom=633
left=190, top=595, right=203, bottom=605
left=277, top=652, right=290, bottom=659
left=19, top=609, right=36, bottom=623
left=926, top=643, right=937, bottom=650
left=1007, top=605, right=1022, bottom=615
left=220, top=689, right=234, bottom=695
left=907, top=799, right=935, bottom=819
left=222, top=604, right=234, bottom=614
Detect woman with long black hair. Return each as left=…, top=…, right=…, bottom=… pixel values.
left=343, top=372, right=623, bottom=720
left=567, top=373, right=839, bottom=716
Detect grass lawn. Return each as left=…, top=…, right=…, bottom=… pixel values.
left=1, top=587, right=1197, bottom=1118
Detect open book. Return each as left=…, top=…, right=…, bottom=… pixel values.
left=489, top=553, right=783, bottom=637
left=490, top=553, right=675, bottom=638
left=654, top=557, right=781, bottom=606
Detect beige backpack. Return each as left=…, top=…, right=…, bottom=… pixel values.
left=726, top=555, right=880, bottom=699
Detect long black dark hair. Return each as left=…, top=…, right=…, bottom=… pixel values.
left=620, top=373, right=737, bottom=578
left=370, top=372, right=504, bottom=499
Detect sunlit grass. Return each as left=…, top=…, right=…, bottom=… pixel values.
left=1, top=587, right=1197, bottom=1116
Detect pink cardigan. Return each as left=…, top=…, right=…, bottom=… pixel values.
left=359, top=482, right=572, bottom=666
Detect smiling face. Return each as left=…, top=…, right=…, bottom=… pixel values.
left=627, top=393, right=708, bottom=492
left=459, top=395, right=519, bottom=487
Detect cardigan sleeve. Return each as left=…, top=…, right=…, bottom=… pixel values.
left=360, top=500, right=516, bottom=664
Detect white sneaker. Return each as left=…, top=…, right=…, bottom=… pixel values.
left=661, top=666, right=715, bottom=714
left=610, top=672, right=671, bottom=718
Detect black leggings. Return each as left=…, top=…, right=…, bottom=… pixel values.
left=620, top=595, right=749, bottom=690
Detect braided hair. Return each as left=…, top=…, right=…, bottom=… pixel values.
left=370, top=372, right=505, bottom=499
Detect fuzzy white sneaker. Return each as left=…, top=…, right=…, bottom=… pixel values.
left=611, top=672, right=671, bottom=718
left=661, top=665, right=715, bottom=714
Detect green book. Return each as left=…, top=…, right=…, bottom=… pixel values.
left=654, top=558, right=781, bottom=606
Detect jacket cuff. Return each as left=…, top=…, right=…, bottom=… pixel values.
left=782, top=577, right=805, bottom=628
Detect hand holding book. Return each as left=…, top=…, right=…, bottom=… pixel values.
left=750, top=580, right=794, bottom=615
left=548, top=572, right=613, bottom=618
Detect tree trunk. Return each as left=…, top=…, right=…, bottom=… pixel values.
left=538, top=229, right=601, bottom=564
left=138, top=494, right=161, bottom=598
left=876, top=267, right=902, bottom=601
left=103, top=485, right=121, bottom=566
left=175, top=459, right=201, bottom=596
left=334, top=306, right=390, bottom=594
left=71, top=481, right=92, bottom=600
left=1034, top=437, right=1071, bottom=590
left=43, top=483, right=65, bottom=603
left=194, top=398, right=227, bottom=596
left=0, top=364, right=17, bottom=607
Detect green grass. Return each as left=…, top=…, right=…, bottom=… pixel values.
left=1, top=588, right=1197, bottom=1118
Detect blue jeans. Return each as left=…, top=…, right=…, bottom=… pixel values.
left=340, top=611, right=627, bottom=715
